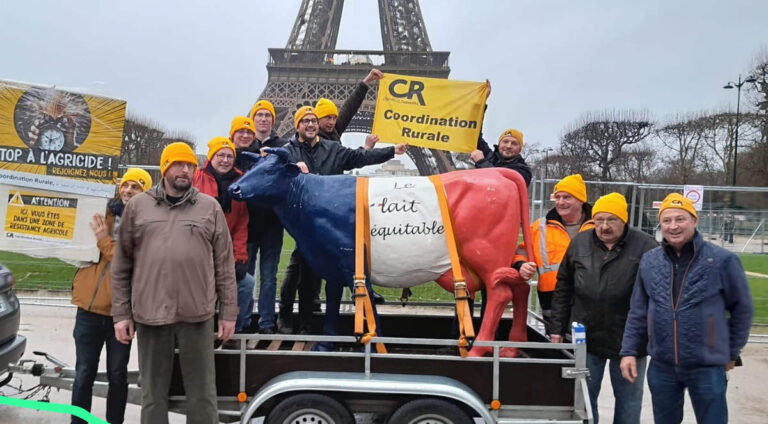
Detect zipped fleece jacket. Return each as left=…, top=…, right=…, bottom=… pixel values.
left=111, top=184, right=238, bottom=325
left=283, top=136, right=394, bottom=176
left=620, top=232, right=753, bottom=366
left=71, top=207, right=117, bottom=316
left=513, top=204, right=595, bottom=292
left=551, top=227, right=657, bottom=358
left=193, top=162, right=249, bottom=263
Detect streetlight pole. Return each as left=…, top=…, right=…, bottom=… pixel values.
left=543, top=147, right=553, bottom=180
left=723, top=74, right=757, bottom=187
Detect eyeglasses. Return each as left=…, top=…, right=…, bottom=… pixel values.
left=299, top=118, right=318, bottom=125
left=213, top=152, right=234, bottom=161
left=594, top=217, right=621, bottom=226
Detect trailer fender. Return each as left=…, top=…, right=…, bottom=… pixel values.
left=241, top=371, right=495, bottom=423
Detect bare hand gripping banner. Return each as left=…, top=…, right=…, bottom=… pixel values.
left=372, top=73, right=488, bottom=153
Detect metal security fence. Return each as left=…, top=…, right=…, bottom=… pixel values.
left=528, top=177, right=768, bottom=254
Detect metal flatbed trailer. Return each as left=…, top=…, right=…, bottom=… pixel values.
left=11, top=312, right=592, bottom=423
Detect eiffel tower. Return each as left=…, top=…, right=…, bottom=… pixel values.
left=256, top=0, right=457, bottom=175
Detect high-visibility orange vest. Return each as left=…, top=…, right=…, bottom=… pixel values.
left=513, top=217, right=594, bottom=292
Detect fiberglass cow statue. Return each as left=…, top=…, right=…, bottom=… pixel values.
left=229, top=148, right=533, bottom=357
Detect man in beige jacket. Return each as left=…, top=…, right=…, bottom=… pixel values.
left=111, top=142, right=238, bottom=424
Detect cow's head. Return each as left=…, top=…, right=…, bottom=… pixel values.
left=228, top=148, right=300, bottom=206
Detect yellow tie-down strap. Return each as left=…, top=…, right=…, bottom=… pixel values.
left=428, top=175, right=475, bottom=357
left=353, top=177, right=387, bottom=354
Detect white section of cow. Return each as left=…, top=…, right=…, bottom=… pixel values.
left=368, top=177, right=451, bottom=288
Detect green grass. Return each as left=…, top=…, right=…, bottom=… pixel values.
left=2, top=242, right=766, bottom=320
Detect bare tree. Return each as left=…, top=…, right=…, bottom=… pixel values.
left=655, top=113, right=708, bottom=184
left=121, top=113, right=196, bottom=166
left=613, top=142, right=659, bottom=183
left=559, top=110, right=653, bottom=180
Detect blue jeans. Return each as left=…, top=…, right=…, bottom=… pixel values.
left=235, top=273, right=255, bottom=333
left=247, top=228, right=283, bottom=330
left=71, top=308, right=131, bottom=424
left=586, top=352, right=646, bottom=424
left=647, top=359, right=728, bottom=424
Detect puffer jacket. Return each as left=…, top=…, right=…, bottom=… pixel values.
left=71, top=199, right=121, bottom=316
left=551, top=226, right=657, bottom=358
left=513, top=204, right=594, bottom=292
left=283, top=135, right=394, bottom=176
left=111, top=184, right=238, bottom=325
left=193, top=162, right=249, bottom=263
left=620, top=232, right=753, bottom=366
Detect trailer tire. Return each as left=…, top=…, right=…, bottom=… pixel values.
left=265, top=393, right=354, bottom=424
left=0, top=372, right=12, bottom=388
left=387, top=398, right=473, bottom=424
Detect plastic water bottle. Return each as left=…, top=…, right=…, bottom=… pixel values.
left=571, top=322, right=586, bottom=344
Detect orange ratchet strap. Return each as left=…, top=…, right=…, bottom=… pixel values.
left=428, top=175, right=475, bottom=357
left=353, top=177, right=386, bottom=353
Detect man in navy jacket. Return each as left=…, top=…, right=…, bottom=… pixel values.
left=620, top=193, right=753, bottom=424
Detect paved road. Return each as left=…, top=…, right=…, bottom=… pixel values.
left=2, top=304, right=767, bottom=423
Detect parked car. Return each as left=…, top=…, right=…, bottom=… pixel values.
left=0, top=263, right=25, bottom=386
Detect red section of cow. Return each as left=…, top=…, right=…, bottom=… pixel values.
left=436, top=167, right=533, bottom=357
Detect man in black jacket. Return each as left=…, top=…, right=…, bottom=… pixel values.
left=315, top=68, right=383, bottom=142
left=471, top=128, right=532, bottom=186
left=550, top=192, right=656, bottom=424
left=277, top=106, right=407, bottom=333
left=232, top=101, right=287, bottom=334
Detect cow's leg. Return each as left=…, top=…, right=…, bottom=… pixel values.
left=469, top=279, right=513, bottom=358
left=468, top=267, right=526, bottom=358
left=500, top=281, right=531, bottom=358
left=314, top=281, right=344, bottom=352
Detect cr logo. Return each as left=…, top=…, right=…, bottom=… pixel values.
left=388, top=79, right=426, bottom=106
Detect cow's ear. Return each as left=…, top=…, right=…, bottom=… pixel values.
left=285, top=163, right=301, bottom=177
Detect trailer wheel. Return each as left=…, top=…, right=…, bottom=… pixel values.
left=387, top=398, right=473, bottom=424
left=265, top=393, right=354, bottom=424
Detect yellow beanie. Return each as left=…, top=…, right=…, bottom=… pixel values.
left=249, top=100, right=276, bottom=122
left=498, top=128, right=524, bottom=151
left=294, top=106, right=316, bottom=128
left=206, top=136, right=236, bottom=161
left=315, top=98, right=338, bottom=119
left=120, top=168, right=152, bottom=191
left=658, top=193, right=698, bottom=220
left=553, top=174, right=587, bottom=203
left=592, top=192, right=628, bottom=223
left=229, top=116, right=255, bottom=139
left=160, top=142, right=198, bottom=176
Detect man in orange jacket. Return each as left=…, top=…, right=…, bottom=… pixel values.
left=71, top=167, right=152, bottom=424
left=513, top=174, right=594, bottom=333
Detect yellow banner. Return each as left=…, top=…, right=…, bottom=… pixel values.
left=372, top=73, right=488, bottom=153
left=0, top=80, right=125, bottom=187
left=5, top=190, right=77, bottom=242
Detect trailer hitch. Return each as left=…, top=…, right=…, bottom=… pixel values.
left=561, top=367, right=590, bottom=379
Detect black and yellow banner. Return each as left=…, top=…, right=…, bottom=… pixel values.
left=372, top=73, right=489, bottom=153
left=5, top=191, right=77, bottom=242
left=0, top=80, right=125, bottom=191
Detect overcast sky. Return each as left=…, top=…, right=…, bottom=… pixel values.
left=2, top=0, right=767, bottom=161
